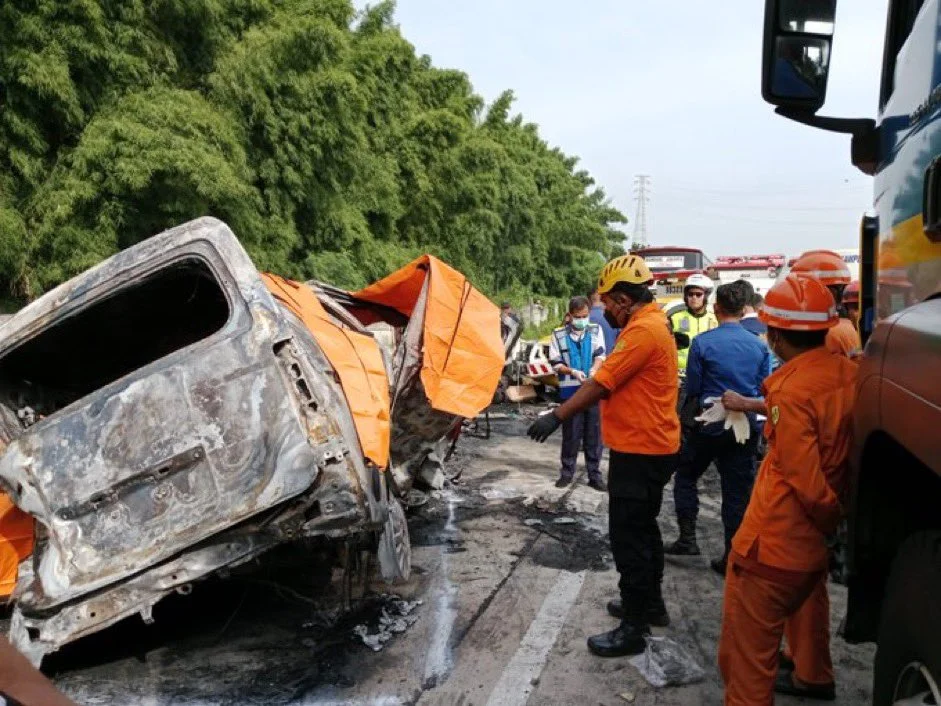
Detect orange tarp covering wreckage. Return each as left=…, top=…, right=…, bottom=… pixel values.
left=262, top=274, right=392, bottom=469
left=354, top=254, right=504, bottom=420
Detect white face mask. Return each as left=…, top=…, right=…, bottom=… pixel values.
left=571, top=317, right=590, bottom=331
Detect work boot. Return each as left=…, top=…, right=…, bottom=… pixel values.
left=554, top=477, right=572, bottom=489
left=710, top=552, right=729, bottom=577
left=774, top=671, right=836, bottom=701
left=664, top=517, right=700, bottom=556
left=588, top=478, right=607, bottom=492
left=587, top=622, right=650, bottom=657
left=607, top=598, right=670, bottom=628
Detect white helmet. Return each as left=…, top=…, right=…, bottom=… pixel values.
left=684, top=273, right=714, bottom=292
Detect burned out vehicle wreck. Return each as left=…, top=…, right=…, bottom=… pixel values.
left=0, top=217, right=504, bottom=665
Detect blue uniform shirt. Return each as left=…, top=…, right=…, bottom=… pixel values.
left=685, top=322, right=771, bottom=435
left=590, top=304, right=618, bottom=355
left=741, top=314, right=781, bottom=371
left=740, top=315, right=767, bottom=336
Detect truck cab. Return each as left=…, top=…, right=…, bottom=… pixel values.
left=762, top=1, right=941, bottom=703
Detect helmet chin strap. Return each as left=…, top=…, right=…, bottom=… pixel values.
left=621, top=298, right=645, bottom=325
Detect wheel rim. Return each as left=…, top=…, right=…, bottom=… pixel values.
left=893, top=661, right=941, bottom=705
left=377, top=499, right=411, bottom=582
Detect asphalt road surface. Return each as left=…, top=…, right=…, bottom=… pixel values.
left=42, top=408, right=875, bottom=705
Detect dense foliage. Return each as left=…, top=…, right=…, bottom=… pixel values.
left=0, top=0, right=625, bottom=303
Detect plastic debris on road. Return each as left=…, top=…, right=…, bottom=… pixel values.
left=628, top=636, right=705, bottom=688
left=353, top=596, right=423, bottom=652
left=479, top=485, right=527, bottom=501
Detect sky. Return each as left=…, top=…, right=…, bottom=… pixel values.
left=356, top=0, right=888, bottom=259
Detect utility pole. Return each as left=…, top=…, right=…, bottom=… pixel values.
left=631, top=174, right=650, bottom=250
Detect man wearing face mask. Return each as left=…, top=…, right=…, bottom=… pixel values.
left=529, top=255, right=680, bottom=656
left=548, top=296, right=607, bottom=490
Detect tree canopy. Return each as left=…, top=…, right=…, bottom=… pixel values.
left=0, top=0, right=626, bottom=302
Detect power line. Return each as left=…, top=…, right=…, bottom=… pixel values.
left=631, top=174, right=650, bottom=249
left=656, top=180, right=869, bottom=196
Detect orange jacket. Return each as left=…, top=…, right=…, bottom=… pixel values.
left=593, top=303, right=680, bottom=455
left=825, top=318, right=860, bottom=358
left=732, top=347, right=857, bottom=572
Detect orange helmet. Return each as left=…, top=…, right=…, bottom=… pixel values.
left=790, top=250, right=852, bottom=286
left=759, top=273, right=839, bottom=331
left=842, top=280, right=860, bottom=305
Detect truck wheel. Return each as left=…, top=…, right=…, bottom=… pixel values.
left=872, top=531, right=941, bottom=705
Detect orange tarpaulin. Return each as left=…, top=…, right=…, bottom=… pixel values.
left=0, top=493, right=33, bottom=599
left=354, top=255, right=503, bottom=419
left=262, top=274, right=391, bottom=469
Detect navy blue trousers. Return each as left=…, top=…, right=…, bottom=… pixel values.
left=672, top=428, right=759, bottom=550
left=559, top=404, right=602, bottom=482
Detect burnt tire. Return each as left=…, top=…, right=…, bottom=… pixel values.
left=872, top=531, right=941, bottom=705
left=377, top=498, right=411, bottom=583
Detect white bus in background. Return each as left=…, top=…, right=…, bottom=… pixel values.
left=710, top=254, right=787, bottom=297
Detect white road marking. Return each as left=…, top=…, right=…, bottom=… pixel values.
left=483, top=570, right=587, bottom=706
left=423, top=494, right=459, bottom=686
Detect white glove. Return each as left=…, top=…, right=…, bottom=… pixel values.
left=725, top=411, right=751, bottom=444
left=695, top=398, right=726, bottom=425
left=571, top=370, right=587, bottom=383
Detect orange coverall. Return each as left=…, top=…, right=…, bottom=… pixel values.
left=718, top=346, right=857, bottom=705
left=825, top=317, right=860, bottom=358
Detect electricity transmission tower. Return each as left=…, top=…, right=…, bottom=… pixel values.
left=631, top=174, right=650, bottom=250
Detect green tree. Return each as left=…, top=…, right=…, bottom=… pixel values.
left=0, top=0, right=626, bottom=304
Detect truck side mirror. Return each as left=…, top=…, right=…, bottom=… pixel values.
left=762, top=0, right=836, bottom=112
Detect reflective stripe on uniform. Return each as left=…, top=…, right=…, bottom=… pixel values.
left=798, top=268, right=849, bottom=279
left=761, top=304, right=834, bottom=322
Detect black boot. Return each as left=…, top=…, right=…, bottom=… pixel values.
left=664, top=517, right=700, bottom=556
left=710, top=553, right=728, bottom=577
left=607, top=598, right=670, bottom=628
left=587, top=622, right=650, bottom=657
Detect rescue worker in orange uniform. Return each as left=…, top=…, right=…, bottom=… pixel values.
left=717, top=273, right=857, bottom=705
left=842, top=280, right=860, bottom=328
left=790, top=250, right=860, bottom=357
left=528, top=254, right=680, bottom=656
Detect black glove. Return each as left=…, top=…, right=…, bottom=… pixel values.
left=528, top=411, right=562, bottom=442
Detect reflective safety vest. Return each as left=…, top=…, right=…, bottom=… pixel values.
left=670, top=308, right=718, bottom=371
left=551, top=324, right=601, bottom=400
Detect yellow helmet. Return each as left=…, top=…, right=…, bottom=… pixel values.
left=597, top=255, right=654, bottom=294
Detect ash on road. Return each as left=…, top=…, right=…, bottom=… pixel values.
left=42, top=409, right=874, bottom=705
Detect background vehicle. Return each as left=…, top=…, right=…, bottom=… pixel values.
left=712, top=253, right=786, bottom=296
left=633, top=246, right=714, bottom=306
left=762, top=2, right=941, bottom=704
